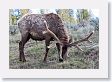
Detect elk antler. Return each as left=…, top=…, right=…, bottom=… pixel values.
left=68, top=31, right=94, bottom=51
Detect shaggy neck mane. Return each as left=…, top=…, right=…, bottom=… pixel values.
left=45, top=13, right=69, bottom=43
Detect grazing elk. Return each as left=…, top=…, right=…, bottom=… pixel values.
left=17, top=13, right=94, bottom=62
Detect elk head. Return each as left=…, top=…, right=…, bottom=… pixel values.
left=43, top=20, right=94, bottom=62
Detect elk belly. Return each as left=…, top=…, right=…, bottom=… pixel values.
left=30, top=31, right=45, bottom=41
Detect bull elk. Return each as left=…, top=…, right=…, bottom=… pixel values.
left=17, top=13, right=94, bottom=62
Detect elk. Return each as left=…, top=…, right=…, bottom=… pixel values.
left=17, top=13, right=94, bottom=62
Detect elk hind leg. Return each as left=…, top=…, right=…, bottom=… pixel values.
left=19, top=32, right=30, bottom=62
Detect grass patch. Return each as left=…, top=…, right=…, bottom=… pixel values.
left=9, top=27, right=99, bottom=69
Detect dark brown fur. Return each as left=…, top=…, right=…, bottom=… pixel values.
left=18, top=13, right=70, bottom=62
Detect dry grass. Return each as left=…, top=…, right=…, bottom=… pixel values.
left=9, top=26, right=99, bottom=69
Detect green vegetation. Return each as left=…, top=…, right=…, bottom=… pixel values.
left=9, top=9, right=99, bottom=69
left=9, top=26, right=99, bottom=69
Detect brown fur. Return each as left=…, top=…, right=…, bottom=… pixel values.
left=18, top=13, right=70, bottom=62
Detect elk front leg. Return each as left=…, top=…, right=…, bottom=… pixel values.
left=62, top=46, right=68, bottom=60
left=56, top=43, right=63, bottom=62
left=43, top=39, right=50, bottom=62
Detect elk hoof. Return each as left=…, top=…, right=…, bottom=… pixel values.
left=19, top=59, right=26, bottom=62
left=43, top=60, right=47, bottom=63
left=59, top=58, right=63, bottom=62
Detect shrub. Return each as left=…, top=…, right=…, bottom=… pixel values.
left=9, top=25, right=19, bottom=35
